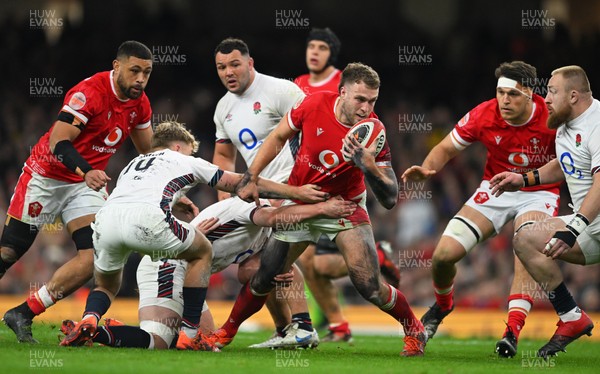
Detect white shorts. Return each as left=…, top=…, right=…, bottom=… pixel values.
left=465, top=180, right=559, bottom=233
left=273, top=192, right=370, bottom=243
left=7, top=167, right=107, bottom=227
left=557, top=214, right=600, bottom=264
left=92, top=204, right=196, bottom=273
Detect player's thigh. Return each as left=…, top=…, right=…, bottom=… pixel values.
left=335, top=225, right=379, bottom=279
left=176, top=228, right=210, bottom=262
left=296, top=243, right=316, bottom=273
left=62, top=184, right=108, bottom=231
left=137, top=256, right=187, bottom=317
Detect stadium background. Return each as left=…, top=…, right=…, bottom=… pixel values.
left=0, top=0, right=599, bottom=337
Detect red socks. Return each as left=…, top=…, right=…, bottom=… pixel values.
left=221, top=283, right=268, bottom=337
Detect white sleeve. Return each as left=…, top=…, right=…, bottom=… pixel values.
left=213, top=99, right=230, bottom=141
left=587, top=122, right=600, bottom=175
left=190, top=157, right=222, bottom=186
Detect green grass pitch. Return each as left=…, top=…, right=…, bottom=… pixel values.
left=0, top=322, right=597, bottom=373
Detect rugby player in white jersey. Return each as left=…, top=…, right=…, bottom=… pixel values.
left=59, top=121, right=332, bottom=348
left=490, top=65, right=598, bottom=358
left=212, top=38, right=317, bottom=347
left=60, top=195, right=355, bottom=349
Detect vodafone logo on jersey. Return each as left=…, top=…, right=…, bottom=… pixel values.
left=508, top=152, right=530, bottom=167
left=318, top=150, right=339, bottom=169
left=104, top=127, right=123, bottom=146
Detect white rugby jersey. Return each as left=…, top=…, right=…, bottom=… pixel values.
left=555, top=99, right=600, bottom=210
left=105, top=148, right=221, bottom=209
left=190, top=197, right=272, bottom=273
left=214, top=72, right=305, bottom=182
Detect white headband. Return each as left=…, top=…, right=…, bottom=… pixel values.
left=497, top=77, right=532, bottom=99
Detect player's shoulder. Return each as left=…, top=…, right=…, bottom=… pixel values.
left=457, top=98, right=498, bottom=128
left=256, top=72, right=302, bottom=94
left=301, top=91, right=337, bottom=106
left=71, top=71, right=109, bottom=92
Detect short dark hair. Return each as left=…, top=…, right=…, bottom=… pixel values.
left=339, top=62, right=380, bottom=91
left=116, top=40, right=152, bottom=61
left=494, top=61, right=537, bottom=88
left=214, top=38, right=250, bottom=57
left=307, top=27, right=341, bottom=65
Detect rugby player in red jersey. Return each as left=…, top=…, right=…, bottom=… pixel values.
left=293, top=28, right=400, bottom=345
left=401, top=61, right=560, bottom=358
left=2, top=41, right=154, bottom=343
left=203, top=62, right=427, bottom=357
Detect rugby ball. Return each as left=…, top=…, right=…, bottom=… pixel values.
left=342, top=118, right=387, bottom=162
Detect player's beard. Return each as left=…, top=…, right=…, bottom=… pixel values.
left=117, top=73, right=143, bottom=99
left=547, top=105, right=571, bottom=129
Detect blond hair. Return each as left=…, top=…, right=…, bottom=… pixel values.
left=552, top=65, right=592, bottom=94
left=151, top=121, right=199, bottom=153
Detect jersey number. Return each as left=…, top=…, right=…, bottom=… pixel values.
left=123, top=157, right=156, bottom=175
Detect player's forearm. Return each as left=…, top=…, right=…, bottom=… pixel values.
left=421, top=142, right=457, bottom=173
left=255, top=178, right=299, bottom=200
left=536, top=158, right=565, bottom=185
left=364, top=167, right=399, bottom=209
left=254, top=203, right=322, bottom=227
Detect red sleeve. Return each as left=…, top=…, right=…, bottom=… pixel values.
left=287, top=94, right=308, bottom=132
left=60, top=80, right=102, bottom=125
left=375, top=140, right=392, bottom=167
left=451, top=101, right=489, bottom=149
left=135, top=94, right=152, bottom=129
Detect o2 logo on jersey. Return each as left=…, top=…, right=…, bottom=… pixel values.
left=559, top=151, right=584, bottom=179
left=508, top=152, right=530, bottom=167
left=104, top=127, right=123, bottom=146
left=239, top=128, right=263, bottom=150
left=319, top=150, right=339, bottom=169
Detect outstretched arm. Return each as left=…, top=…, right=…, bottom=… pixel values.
left=236, top=115, right=296, bottom=202
left=252, top=196, right=357, bottom=227
left=401, top=133, right=462, bottom=183
left=213, top=170, right=328, bottom=203
left=489, top=158, right=564, bottom=197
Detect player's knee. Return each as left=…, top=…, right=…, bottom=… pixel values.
left=439, top=216, right=481, bottom=261
left=513, top=225, right=543, bottom=256
left=0, top=217, right=38, bottom=265
left=432, top=245, right=463, bottom=266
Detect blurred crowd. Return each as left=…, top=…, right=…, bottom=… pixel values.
left=0, top=0, right=599, bottom=311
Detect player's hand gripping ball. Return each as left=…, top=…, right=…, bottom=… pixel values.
left=342, top=118, right=387, bottom=163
